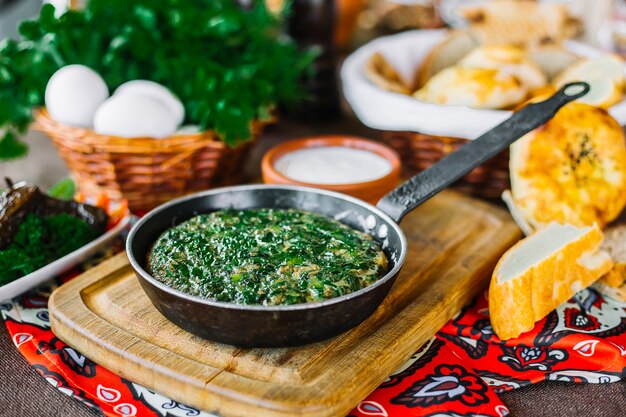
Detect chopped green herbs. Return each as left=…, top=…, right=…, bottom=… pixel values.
left=0, top=213, right=99, bottom=285
left=147, top=209, right=389, bottom=305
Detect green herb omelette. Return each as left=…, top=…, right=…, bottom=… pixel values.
left=147, top=209, right=388, bottom=305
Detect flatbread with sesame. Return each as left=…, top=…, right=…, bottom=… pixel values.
left=510, top=102, right=626, bottom=229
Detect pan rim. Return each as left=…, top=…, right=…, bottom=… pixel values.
left=126, top=184, right=408, bottom=312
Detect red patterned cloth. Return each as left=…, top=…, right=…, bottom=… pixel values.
left=351, top=289, right=626, bottom=417
left=2, top=248, right=625, bottom=417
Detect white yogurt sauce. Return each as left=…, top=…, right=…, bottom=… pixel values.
left=275, top=146, right=392, bottom=185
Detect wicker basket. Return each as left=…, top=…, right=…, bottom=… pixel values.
left=35, top=109, right=266, bottom=211
left=381, top=131, right=510, bottom=199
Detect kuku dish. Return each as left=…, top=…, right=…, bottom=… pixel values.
left=148, top=208, right=388, bottom=305
left=127, top=84, right=588, bottom=347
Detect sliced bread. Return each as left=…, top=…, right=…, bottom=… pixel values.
left=553, top=54, right=625, bottom=109
left=528, top=47, right=581, bottom=81
left=490, top=222, right=613, bottom=340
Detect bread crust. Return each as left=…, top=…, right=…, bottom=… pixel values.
left=510, top=103, right=626, bottom=229
left=415, top=66, right=526, bottom=109
left=489, top=224, right=612, bottom=340
left=553, top=55, right=625, bottom=109
left=459, top=45, right=547, bottom=91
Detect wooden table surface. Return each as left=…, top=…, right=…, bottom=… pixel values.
left=0, top=116, right=625, bottom=417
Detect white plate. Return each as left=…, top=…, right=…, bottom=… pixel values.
left=341, top=29, right=626, bottom=139
left=0, top=212, right=131, bottom=301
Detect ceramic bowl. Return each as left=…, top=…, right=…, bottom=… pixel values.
left=261, top=136, right=401, bottom=204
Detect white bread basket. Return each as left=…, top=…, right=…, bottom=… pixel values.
left=340, top=29, right=626, bottom=199
left=341, top=29, right=626, bottom=139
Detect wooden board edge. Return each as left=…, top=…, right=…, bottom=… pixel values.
left=47, top=197, right=524, bottom=417
left=49, top=256, right=332, bottom=417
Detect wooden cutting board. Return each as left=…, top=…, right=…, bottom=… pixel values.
left=49, top=190, right=521, bottom=417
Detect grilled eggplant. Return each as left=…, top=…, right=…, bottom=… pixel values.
left=0, top=179, right=108, bottom=249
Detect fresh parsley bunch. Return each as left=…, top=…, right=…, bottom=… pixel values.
left=0, top=0, right=314, bottom=159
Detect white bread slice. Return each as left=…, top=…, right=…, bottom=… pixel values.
left=458, top=45, right=547, bottom=91
left=414, top=66, right=527, bottom=109
left=489, top=223, right=613, bottom=340
left=505, top=190, right=626, bottom=302
left=553, top=54, right=625, bottom=108
left=528, top=47, right=581, bottom=81
left=416, top=30, right=480, bottom=88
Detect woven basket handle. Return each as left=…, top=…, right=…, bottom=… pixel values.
left=159, top=135, right=222, bottom=170
left=160, top=150, right=197, bottom=171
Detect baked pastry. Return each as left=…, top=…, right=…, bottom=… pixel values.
left=553, top=54, right=625, bottom=108
left=489, top=222, right=612, bottom=340
left=510, top=102, right=626, bottom=229
left=414, top=66, right=526, bottom=109
left=416, top=30, right=480, bottom=88
left=364, top=52, right=412, bottom=94
left=458, top=45, right=547, bottom=91
left=461, top=0, right=571, bottom=48
left=528, top=47, right=581, bottom=81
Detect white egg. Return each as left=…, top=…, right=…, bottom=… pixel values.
left=173, top=125, right=201, bottom=135
left=45, top=65, right=109, bottom=128
left=114, top=80, right=185, bottom=126
left=93, top=95, right=178, bottom=138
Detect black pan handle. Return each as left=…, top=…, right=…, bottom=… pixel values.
left=377, top=81, right=590, bottom=223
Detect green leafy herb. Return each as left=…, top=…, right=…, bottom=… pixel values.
left=0, top=0, right=314, bottom=159
left=47, top=178, right=76, bottom=200
left=0, top=213, right=98, bottom=285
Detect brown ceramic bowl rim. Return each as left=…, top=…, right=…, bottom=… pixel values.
left=261, top=135, right=401, bottom=192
